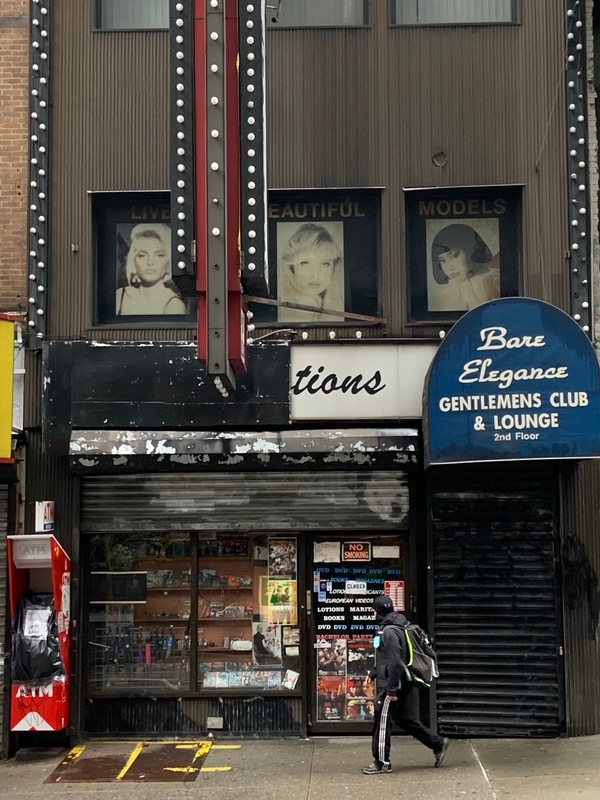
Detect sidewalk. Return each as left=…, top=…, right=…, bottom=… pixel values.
left=1, top=734, right=599, bottom=799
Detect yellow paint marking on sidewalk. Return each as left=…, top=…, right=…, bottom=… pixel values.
left=63, top=746, right=86, bottom=763
left=200, top=766, right=232, bottom=772
left=115, top=742, right=144, bottom=781
left=163, top=766, right=199, bottom=774
left=193, top=741, right=212, bottom=762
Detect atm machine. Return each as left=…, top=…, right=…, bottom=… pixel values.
left=7, top=534, right=70, bottom=733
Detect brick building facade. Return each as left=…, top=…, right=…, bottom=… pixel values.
left=0, top=0, right=28, bottom=312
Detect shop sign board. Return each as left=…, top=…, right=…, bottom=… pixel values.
left=10, top=535, right=52, bottom=568
left=384, top=580, right=405, bottom=610
left=424, top=298, right=600, bottom=466
left=290, top=343, right=437, bottom=420
left=35, top=500, right=55, bottom=533
left=342, top=542, right=372, bottom=562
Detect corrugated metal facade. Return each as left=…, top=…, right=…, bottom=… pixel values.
left=80, top=471, right=411, bottom=533
left=0, top=485, right=9, bottom=757
left=430, top=465, right=562, bottom=737
left=47, top=0, right=568, bottom=342
left=22, top=430, right=76, bottom=547
left=267, top=0, right=568, bottom=336
left=50, top=5, right=178, bottom=341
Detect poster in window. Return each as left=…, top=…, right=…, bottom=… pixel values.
left=89, top=571, right=147, bottom=604
left=249, top=189, right=380, bottom=325
left=317, top=676, right=346, bottom=721
left=266, top=578, right=298, bottom=625
left=317, top=639, right=347, bottom=676
left=252, top=622, right=282, bottom=666
left=268, top=537, right=297, bottom=579
left=94, top=192, right=196, bottom=325
left=405, top=187, right=522, bottom=323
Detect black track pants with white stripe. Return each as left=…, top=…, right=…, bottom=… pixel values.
left=371, top=689, right=444, bottom=766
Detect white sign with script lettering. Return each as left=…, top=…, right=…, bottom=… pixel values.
left=290, top=343, right=437, bottom=421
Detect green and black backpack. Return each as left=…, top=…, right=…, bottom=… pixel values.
left=401, top=623, right=439, bottom=688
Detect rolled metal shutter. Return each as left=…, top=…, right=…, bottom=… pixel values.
left=80, top=470, right=411, bottom=532
left=432, top=466, right=561, bottom=737
left=0, top=485, right=8, bottom=756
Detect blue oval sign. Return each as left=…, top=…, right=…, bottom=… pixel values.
left=424, top=298, right=600, bottom=465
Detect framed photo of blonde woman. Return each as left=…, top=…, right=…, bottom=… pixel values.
left=276, top=221, right=345, bottom=323
left=94, top=192, right=196, bottom=326
left=248, top=188, right=380, bottom=326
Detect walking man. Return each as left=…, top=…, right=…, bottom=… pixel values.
left=362, top=594, right=449, bottom=774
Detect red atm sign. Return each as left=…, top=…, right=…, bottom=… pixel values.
left=342, top=542, right=371, bottom=562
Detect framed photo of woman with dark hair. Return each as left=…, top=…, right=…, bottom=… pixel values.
left=405, top=186, right=522, bottom=323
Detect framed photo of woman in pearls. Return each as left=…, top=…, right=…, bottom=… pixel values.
left=94, top=192, right=196, bottom=326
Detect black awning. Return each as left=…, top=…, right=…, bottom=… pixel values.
left=69, top=428, right=420, bottom=473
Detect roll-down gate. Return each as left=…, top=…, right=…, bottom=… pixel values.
left=431, top=467, right=562, bottom=737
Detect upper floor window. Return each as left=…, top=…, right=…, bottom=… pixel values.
left=268, top=0, right=368, bottom=28
left=95, top=0, right=168, bottom=31
left=391, top=0, right=518, bottom=26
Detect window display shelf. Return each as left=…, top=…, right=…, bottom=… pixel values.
left=199, top=556, right=252, bottom=561
left=148, top=587, right=190, bottom=592
left=198, top=576, right=253, bottom=589
left=86, top=533, right=302, bottom=699
left=198, top=538, right=251, bottom=558
left=197, top=586, right=253, bottom=590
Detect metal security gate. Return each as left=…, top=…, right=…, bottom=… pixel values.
left=80, top=471, right=411, bottom=532
left=431, top=466, right=562, bottom=737
left=0, top=485, right=8, bottom=756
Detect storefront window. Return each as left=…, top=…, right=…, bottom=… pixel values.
left=85, top=532, right=303, bottom=695
left=197, top=535, right=301, bottom=691
left=87, top=533, right=192, bottom=693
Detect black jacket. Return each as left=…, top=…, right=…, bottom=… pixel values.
left=370, top=610, right=410, bottom=694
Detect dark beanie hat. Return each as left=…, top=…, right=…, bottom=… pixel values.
left=373, top=595, right=394, bottom=614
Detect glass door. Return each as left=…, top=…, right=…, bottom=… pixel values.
left=308, top=533, right=410, bottom=733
